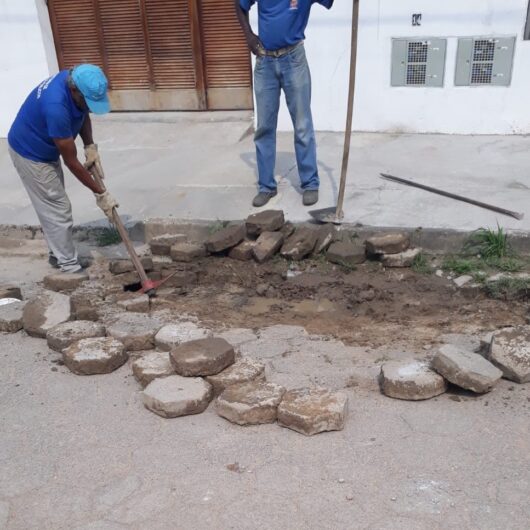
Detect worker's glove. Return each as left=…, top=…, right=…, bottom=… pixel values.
left=84, top=144, right=105, bottom=179
left=95, top=191, right=119, bottom=221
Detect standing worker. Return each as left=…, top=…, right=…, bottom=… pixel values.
left=236, top=0, right=334, bottom=208
left=8, top=64, right=118, bottom=273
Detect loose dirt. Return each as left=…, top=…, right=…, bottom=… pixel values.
left=152, top=256, right=528, bottom=348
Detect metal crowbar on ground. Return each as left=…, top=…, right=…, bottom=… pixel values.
left=380, top=173, right=524, bottom=221
left=90, top=169, right=177, bottom=297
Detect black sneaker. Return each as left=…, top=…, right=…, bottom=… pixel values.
left=252, top=190, right=278, bottom=207
left=48, top=255, right=60, bottom=269
left=303, top=189, right=319, bottom=206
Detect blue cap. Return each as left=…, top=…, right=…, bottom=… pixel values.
left=72, top=64, right=110, bottom=115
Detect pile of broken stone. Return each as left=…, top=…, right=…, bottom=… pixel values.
left=380, top=329, right=530, bottom=401
left=0, top=283, right=347, bottom=437
left=148, top=209, right=419, bottom=268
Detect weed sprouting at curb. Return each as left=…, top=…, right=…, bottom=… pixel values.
left=464, top=225, right=512, bottom=259
left=208, top=220, right=230, bottom=235
left=96, top=227, right=121, bottom=247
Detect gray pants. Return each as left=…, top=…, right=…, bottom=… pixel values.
left=9, top=147, right=81, bottom=272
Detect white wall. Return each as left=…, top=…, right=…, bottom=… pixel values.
left=0, top=0, right=55, bottom=138
left=270, top=0, right=530, bottom=134
left=2, top=0, right=529, bottom=136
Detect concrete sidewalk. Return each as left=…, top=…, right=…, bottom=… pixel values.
left=0, top=112, right=528, bottom=233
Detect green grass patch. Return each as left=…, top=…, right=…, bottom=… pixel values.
left=464, top=225, right=512, bottom=259
left=412, top=252, right=432, bottom=274
left=95, top=227, right=122, bottom=247
left=485, top=277, right=530, bottom=301
left=442, top=257, right=479, bottom=275
left=207, top=220, right=230, bottom=235
left=484, top=256, right=524, bottom=273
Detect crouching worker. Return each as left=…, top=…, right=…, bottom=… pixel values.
left=8, top=64, right=118, bottom=273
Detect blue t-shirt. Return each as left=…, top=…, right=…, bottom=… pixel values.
left=8, top=70, right=87, bottom=163
left=240, top=0, right=333, bottom=51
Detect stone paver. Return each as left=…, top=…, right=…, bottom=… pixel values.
left=170, top=337, right=235, bottom=376
left=313, top=225, right=339, bottom=255
left=246, top=210, right=285, bottom=236
left=116, top=294, right=150, bottom=313
left=280, top=227, right=318, bottom=260
left=155, top=322, right=212, bottom=351
left=142, top=375, right=213, bottom=418
left=277, top=387, right=348, bottom=436
left=381, top=248, right=421, bottom=268
left=206, top=224, right=246, bottom=253
left=490, top=326, right=530, bottom=383
left=253, top=232, right=284, bottom=263
left=109, top=257, right=154, bottom=275
left=365, top=233, right=410, bottom=255
left=70, top=282, right=105, bottom=321
left=380, top=360, right=448, bottom=400
left=170, top=242, right=207, bottom=262
left=215, top=381, right=285, bottom=425
left=432, top=344, right=503, bottom=394
left=43, top=272, right=89, bottom=292
left=326, top=240, right=366, bottom=266
left=206, top=357, right=266, bottom=396
left=0, top=284, right=22, bottom=300
left=150, top=234, right=187, bottom=256
left=46, top=320, right=106, bottom=352
left=151, top=255, right=173, bottom=272
left=63, top=337, right=127, bottom=375
left=228, top=240, right=255, bottom=261
left=106, top=313, right=162, bottom=351
left=0, top=300, right=26, bottom=332
left=22, top=290, right=71, bottom=338
left=132, top=351, right=175, bottom=387
left=280, top=222, right=295, bottom=239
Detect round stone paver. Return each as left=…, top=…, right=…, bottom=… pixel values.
left=215, top=381, right=285, bottom=425
left=490, top=326, right=530, bottom=383
left=63, top=337, right=127, bottom=375
left=170, top=337, right=235, bottom=376
left=106, top=313, right=163, bottom=351
left=206, top=358, right=266, bottom=396
left=142, top=375, right=213, bottom=418
left=277, top=387, right=348, bottom=436
left=380, top=360, right=448, bottom=400
left=132, top=351, right=175, bottom=388
left=46, top=320, right=106, bottom=352
left=154, top=322, right=212, bottom=351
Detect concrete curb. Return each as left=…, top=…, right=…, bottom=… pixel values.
left=1, top=220, right=529, bottom=255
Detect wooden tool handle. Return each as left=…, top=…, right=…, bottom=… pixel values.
left=336, top=0, right=360, bottom=219
left=91, top=169, right=150, bottom=285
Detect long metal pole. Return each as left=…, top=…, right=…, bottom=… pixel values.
left=380, top=173, right=524, bottom=221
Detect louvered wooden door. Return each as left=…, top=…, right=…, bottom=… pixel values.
left=48, top=0, right=252, bottom=111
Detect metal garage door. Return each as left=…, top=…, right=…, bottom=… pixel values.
left=48, top=0, right=253, bottom=111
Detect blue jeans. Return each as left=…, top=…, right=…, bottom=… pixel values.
left=254, top=44, right=319, bottom=193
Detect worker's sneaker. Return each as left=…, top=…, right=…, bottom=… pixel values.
left=303, top=190, right=319, bottom=206
left=252, top=190, right=277, bottom=208
left=48, top=255, right=60, bottom=269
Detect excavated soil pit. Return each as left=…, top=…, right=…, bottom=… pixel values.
left=144, top=256, right=528, bottom=349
